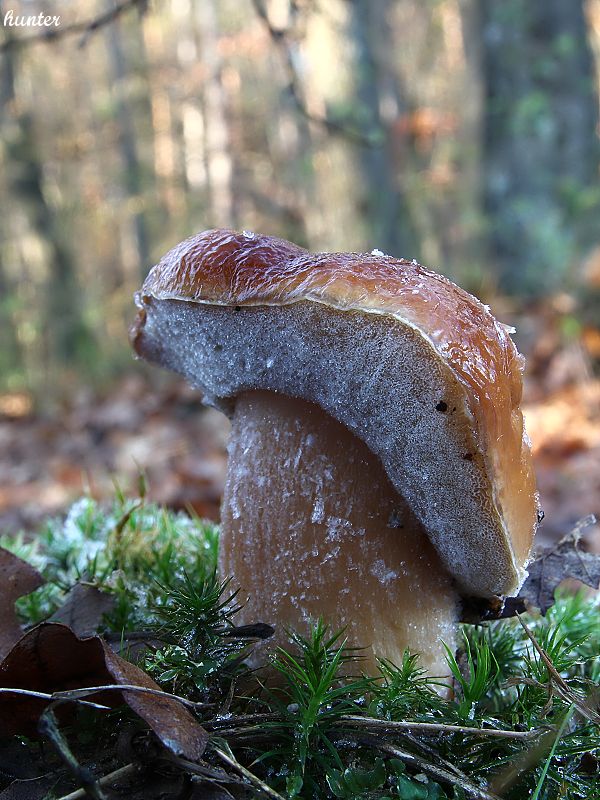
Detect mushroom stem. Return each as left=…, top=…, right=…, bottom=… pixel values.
left=219, top=390, right=459, bottom=678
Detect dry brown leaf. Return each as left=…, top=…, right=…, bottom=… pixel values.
left=518, top=516, right=600, bottom=613
left=0, top=623, right=207, bottom=761
left=100, top=642, right=208, bottom=761
left=0, top=548, right=44, bottom=661
left=49, top=583, right=115, bottom=638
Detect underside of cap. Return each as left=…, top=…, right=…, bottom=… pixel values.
left=133, top=292, right=536, bottom=597
left=132, top=229, right=538, bottom=598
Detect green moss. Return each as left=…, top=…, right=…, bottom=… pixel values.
left=2, top=490, right=599, bottom=799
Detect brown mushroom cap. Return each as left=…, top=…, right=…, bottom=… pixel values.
left=132, top=228, right=538, bottom=597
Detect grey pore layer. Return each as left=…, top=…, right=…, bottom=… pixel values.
left=141, top=297, right=513, bottom=597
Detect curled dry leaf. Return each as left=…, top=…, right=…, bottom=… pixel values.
left=0, top=547, right=44, bottom=661
left=49, top=582, right=116, bottom=638
left=462, top=515, right=600, bottom=621
left=0, top=623, right=207, bottom=762
left=516, top=515, right=600, bottom=614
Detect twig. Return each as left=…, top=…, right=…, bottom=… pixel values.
left=251, top=0, right=381, bottom=147
left=517, top=615, right=600, bottom=724
left=0, top=687, right=109, bottom=710
left=38, top=708, right=107, bottom=800
left=0, top=0, right=147, bottom=53
left=206, top=710, right=539, bottom=741
left=169, top=754, right=246, bottom=783
left=206, top=712, right=281, bottom=730
left=55, top=763, right=139, bottom=800
left=336, top=714, right=541, bottom=740
left=52, top=683, right=211, bottom=710
left=212, top=743, right=287, bottom=800
left=340, top=733, right=502, bottom=800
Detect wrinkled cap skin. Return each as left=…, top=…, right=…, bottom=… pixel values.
left=132, top=228, right=539, bottom=598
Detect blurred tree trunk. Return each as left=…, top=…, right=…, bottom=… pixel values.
left=0, top=21, right=93, bottom=375
left=105, top=5, right=151, bottom=279
left=0, top=254, right=22, bottom=382
left=196, top=0, right=236, bottom=229
left=348, top=0, right=417, bottom=259
left=0, top=26, right=23, bottom=380
left=481, top=0, right=599, bottom=294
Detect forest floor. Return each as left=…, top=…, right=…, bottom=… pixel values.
left=0, top=307, right=599, bottom=553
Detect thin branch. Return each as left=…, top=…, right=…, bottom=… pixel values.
left=52, top=683, right=212, bottom=710
left=340, top=733, right=503, bottom=800
left=55, top=763, right=139, bottom=800
left=0, top=0, right=148, bottom=53
left=206, top=712, right=281, bottom=730
left=250, top=0, right=381, bottom=147
left=169, top=754, right=246, bottom=783
left=336, top=714, right=542, bottom=741
left=0, top=686, right=109, bottom=710
left=206, top=711, right=539, bottom=741
left=212, top=744, right=287, bottom=800
left=38, top=708, right=107, bottom=800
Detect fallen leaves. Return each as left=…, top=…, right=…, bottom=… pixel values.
left=518, top=516, right=600, bottom=614
left=0, top=376, right=229, bottom=534
left=0, top=622, right=208, bottom=761
left=0, top=547, right=207, bottom=760
left=460, top=516, right=600, bottom=622
left=0, top=548, right=43, bottom=660
left=49, top=583, right=115, bottom=638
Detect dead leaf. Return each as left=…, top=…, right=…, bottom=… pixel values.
left=461, top=515, right=600, bottom=621
left=0, top=548, right=44, bottom=660
left=49, top=583, right=115, bottom=638
left=101, top=642, right=208, bottom=761
left=0, top=623, right=208, bottom=762
left=518, top=516, right=600, bottom=613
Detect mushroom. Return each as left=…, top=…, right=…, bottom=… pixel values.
left=131, top=229, right=538, bottom=677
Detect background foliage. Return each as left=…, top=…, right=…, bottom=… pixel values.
left=0, top=0, right=599, bottom=397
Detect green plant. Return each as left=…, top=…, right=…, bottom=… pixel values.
left=146, top=571, right=250, bottom=698
left=0, top=489, right=219, bottom=632
left=255, top=622, right=372, bottom=798
left=443, top=634, right=499, bottom=720
left=369, top=651, right=444, bottom=720
left=2, top=493, right=599, bottom=799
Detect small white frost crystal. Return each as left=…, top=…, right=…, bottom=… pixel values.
left=370, top=248, right=385, bottom=257
left=242, top=229, right=254, bottom=239
left=311, top=497, right=325, bottom=524
left=370, top=558, right=398, bottom=585
left=218, top=391, right=459, bottom=677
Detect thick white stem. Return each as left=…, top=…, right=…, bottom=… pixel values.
left=219, top=391, right=459, bottom=677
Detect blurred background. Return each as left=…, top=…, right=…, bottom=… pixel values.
left=0, top=0, right=599, bottom=551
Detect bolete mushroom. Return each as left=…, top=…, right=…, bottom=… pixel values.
left=131, top=229, right=538, bottom=677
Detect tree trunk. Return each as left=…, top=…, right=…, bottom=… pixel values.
left=195, top=0, right=236, bottom=229
left=480, top=0, right=599, bottom=294
left=0, top=19, right=23, bottom=382
left=105, top=5, right=151, bottom=280
left=348, top=0, right=417, bottom=259
left=0, top=14, right=93, bottom=378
